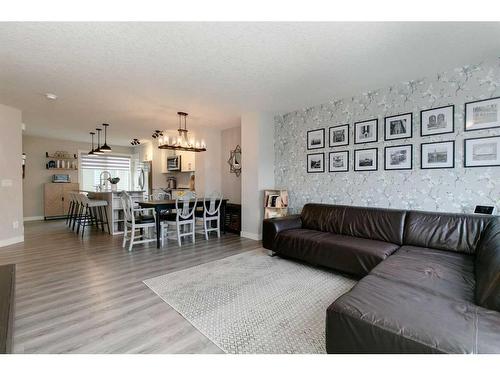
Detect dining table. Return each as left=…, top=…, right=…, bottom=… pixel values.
left=137, top=198, right=228, bottom=248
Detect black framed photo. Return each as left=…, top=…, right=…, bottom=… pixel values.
left=354, top=119, right=378, bottom=144
left=464, top=135, right=500, bottom=168
left=354, top=148, right=378, bottom=171
left=307, top=128, right=325, bottom=150
left=329, top=151, right=349, bottom=172
left=465, top=96, right=500, bottom=132
left=384, top=113, right=412, bottom=141
left=384, top=144, right=413, bottom=170
left=329, top=124, right=349, bottom=147
left=420, top=105, right=454, bottom=136
left=421, top=141, right=455, bottom=169
left=307, top=153, right=325, bottom=173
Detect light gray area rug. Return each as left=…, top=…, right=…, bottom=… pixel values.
left=143, top=249, right=356, bottom=354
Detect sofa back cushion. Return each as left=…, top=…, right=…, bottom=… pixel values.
left=342, top=206, right=406, bottom=245
left=301, top=203, right=345, bottom=233
left=403, top=211, right=492, bottom=255
left=475, top=218, right=500, bottom=312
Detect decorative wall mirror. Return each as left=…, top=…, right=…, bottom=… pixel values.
left=227, top=145, right=241, bottom=177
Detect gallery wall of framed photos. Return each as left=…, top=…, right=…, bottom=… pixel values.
left=278, top=57, right=500, bottom=214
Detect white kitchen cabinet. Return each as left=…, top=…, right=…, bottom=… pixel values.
left=180, top=151, right=195, bottom=172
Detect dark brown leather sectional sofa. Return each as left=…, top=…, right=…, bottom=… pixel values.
left=262, top=203, right=500, bottom=353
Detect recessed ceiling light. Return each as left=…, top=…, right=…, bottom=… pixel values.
left=45, top=93, right=58, bottom=100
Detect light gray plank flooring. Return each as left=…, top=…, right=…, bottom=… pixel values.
left=0, top=220, right=261, bottom=353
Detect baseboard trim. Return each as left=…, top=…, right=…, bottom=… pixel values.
left=240, top=231, right=262, bottom=241
left=0, top=235, right=24, bottom=248
left=24, top=216, right=44, bottom=222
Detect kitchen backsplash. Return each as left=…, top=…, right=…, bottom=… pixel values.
left=275, top=57, right=500, bottom=214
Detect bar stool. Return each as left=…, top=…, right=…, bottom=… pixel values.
left=78, top=194, right=110, bottom=237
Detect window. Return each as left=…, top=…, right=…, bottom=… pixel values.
left=80, top=153, right=131, bottom=191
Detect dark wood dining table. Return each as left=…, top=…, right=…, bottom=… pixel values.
left=137, top=198, right=228, bottom=248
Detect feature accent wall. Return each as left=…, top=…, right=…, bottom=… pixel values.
left=275, top=57, right=500, bottom=214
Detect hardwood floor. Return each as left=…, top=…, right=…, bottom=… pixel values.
left=0, top=220, right=261, bottom=353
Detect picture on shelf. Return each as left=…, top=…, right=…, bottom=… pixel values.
left=384, top=144, right=412, bottom=170
left=420, top=105, right=454, bottom=136
left=329, top=124, right=349, bottom=147
left=354, top=119, right=378, bottom=144
left=464, top=136, right=500, bottom=167
left=354, top=148, right=378, bottom=171
left=384, top=113, right=412, bottom=140
left=465, top=96, right=500, bottom=131
left=421, top=141, right=455, bottom=169
left=307, top=128, right=325, bottom=149
left=307, top=153, right=325, bottom=173
left=329, top=151, right=349, bottom=172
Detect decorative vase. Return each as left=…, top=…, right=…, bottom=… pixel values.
left=111, top=184, right=117, bottom=192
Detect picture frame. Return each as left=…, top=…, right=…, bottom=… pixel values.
left=421, top=140, right=455, bottom=169
left=354, top=148, right=378, bottom=171
left=420, top=105, right=454, bottom=136
left=307, top=152, right=325, bottom=173
left=329, top=124, right=349, bottom=147
left=329, top=151, right=349, bottom=172
left=354, top=119, right=378, bottom=144
left=384, top=112, right=413, bottom=141
left=307, top=128, right=325, bottom=150
left=464, top=135, right=500, bottom=168
left=384, top=144, right=413, bottom=171
left=464, top=96, right=500, bottom=132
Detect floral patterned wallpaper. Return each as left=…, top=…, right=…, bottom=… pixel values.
left=275, top=57, right=500, bottom=214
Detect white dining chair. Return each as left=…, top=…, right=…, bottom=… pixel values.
left=161, top=192, right=197, bottom=247
left=121, top=191, right=157, bottom=251
left=195, top=192, right=223, bottom=240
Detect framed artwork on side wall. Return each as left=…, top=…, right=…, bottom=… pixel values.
left=421, top=141, right=455, bottom=169
left=307, top=129, right=325, bottom=150
left=384, top=144, right=413, bottom=170
left=307, top=153, right=325, bottom=173
left=329, top=151, right=349, bottom=172
left=354, top=148, right=378, bottom=171
left=420, top=105, right=454, bottom=136
left=465, top=96, right=500, bottom=132
left=384, top=113, right=413, bottom=141
left=354, top=119, right=378, bottom=144
left=329, top=124, right=349, bottom=147
left=464, top=136, right=500, bottom=167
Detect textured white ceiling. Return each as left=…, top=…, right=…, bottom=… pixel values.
left=1, top=22, right=500, bottom=145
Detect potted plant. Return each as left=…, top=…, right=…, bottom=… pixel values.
left=108, top=177, right=120, bottom=191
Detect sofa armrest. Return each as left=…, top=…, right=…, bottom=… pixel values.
left=262, top=215, right=302, bottom=250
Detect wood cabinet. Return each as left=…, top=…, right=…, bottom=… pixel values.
left=44, top=183, right=79, bottom=219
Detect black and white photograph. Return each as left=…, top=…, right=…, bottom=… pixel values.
left=384, top=144, right=413, bottom=170
left=421, top=141, right=455, bottom=169
left=420, top=105, right=454, bottom=136
left=384, top=113, right=413, bottom=140
left=307, top=152, right=325, bottom=173
left=465, top=96, right=500, bottom=132
left=354, top=119, right=378, bottom=144
left=329, top=151, right=349, bottom=172
left=329, top=124, right=349, bottom=147
left=307, top=128, right=325, bottom=149
left=354, top=148, right=378, bottom=171
left=464, top=136, right=500, bottom=167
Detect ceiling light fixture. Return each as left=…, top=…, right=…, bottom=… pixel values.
left=100, top=123, right=112, bottom=152
left=94, top=128, right=105, bottom=154
left=88, top=132, right=96, bottom=156
left=131, top=138, right=141, bottom=146
left=158, top=112, right=206, bottom=152
left=45, top=93, right=58, bottom=100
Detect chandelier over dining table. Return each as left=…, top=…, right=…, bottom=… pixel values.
left=157, top=112, right=207, bottom=152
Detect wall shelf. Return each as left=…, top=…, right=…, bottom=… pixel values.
left=46, top=167, right=78, bottom=171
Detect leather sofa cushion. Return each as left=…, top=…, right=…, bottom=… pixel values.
left=403, top=210, right=492, bottom=255
left=326, top=274, right=500, bottom=353
left=342, top=206, right=406, bottom=245
left=371, top=246, right=475, bottom=302
left=275, top=229, right=400, bottom=277
left=300, top=203, right=346, bottom=233
left=475, top=218, right=500, bottom=312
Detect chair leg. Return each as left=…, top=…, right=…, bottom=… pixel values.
left=204, top=219, right=208, bottom=240
left=128, top=225, right=135, bottom=251
left=77, top=204, right=84, bottom=234
left=72, top=203, right=79, bottom=231
left=122, top=224, right=128, bottom=248
left=177, top=224, right=182, bottom=247
left=216, top=217, right=221, bottom=238
left=66, top=201, right=73, bottom=225
left=81, top=206, right=89, bottom=238
left=192, top=222, right=196, bottom=244
left=103, top=206, right=111, bottom=234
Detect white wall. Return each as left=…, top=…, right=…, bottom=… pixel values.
left=0, top=103, right=24, bottom=247
left=221, top=126, right=241, bottom=204
left=195, top=128, right=222, bottom=197
left=241, top=112, right=275, bottom=240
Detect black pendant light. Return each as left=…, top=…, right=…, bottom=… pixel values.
left=100, top=123, right=112, bottom=152
left=88, top=132, right=96, bottom=155
left=94, top=128, right=104, bottom=154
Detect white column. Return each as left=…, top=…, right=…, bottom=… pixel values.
left=240, top=112, right=275, bottom=240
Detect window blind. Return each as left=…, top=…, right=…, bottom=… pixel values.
left=80, top=154, right=131, bottom=171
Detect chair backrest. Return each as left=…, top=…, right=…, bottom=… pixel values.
left=120, top=191, right=134, bottom=224
left=78, top=192, right=90, bottom=205
left=204, top=192, right=223, bottom=216
left=175, top=191, right=197, bottom=220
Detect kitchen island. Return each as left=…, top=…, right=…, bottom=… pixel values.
left=87, top=190, right=145, bottom=235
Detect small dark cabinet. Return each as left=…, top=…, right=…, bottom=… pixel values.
left=224, top=203, right=241, bottom=235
